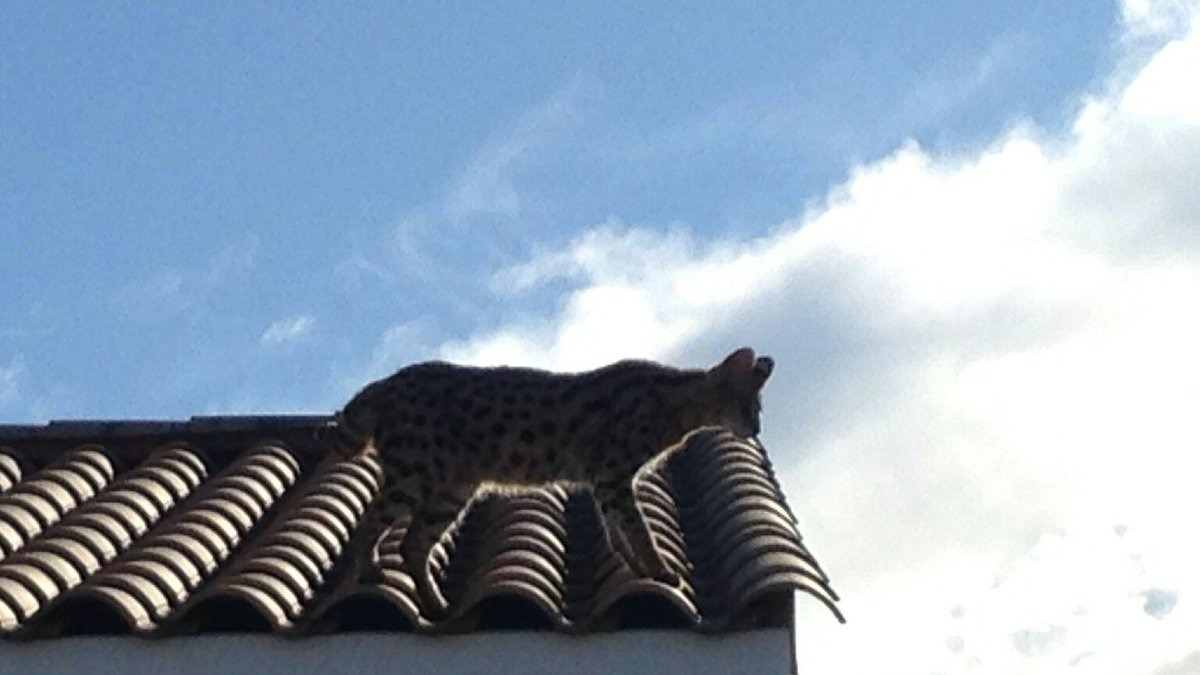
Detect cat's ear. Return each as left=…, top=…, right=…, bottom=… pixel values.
left=711, top=347, right=756, bottom=384
left=752, top=355, right=774, bottom=390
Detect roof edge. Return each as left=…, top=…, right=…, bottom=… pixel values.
left=0, top=415, right=333, bottom=440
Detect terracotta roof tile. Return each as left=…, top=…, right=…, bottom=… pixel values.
left=0, top=417, right=842, bottom=637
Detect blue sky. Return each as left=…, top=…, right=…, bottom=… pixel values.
left=5, top=3, right=1200, bottom=673
left=1, top=0, right=1115, bottom=418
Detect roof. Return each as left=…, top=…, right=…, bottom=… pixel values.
left=0, top=416, right=842, bottom=638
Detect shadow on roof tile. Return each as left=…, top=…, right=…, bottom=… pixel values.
left=0, top=423, right=843, bottom=636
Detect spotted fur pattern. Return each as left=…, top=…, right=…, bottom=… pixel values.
left=332, top=347, right=773, bottom=615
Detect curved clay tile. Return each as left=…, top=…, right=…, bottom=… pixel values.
left=0, top=446, right=205, bottom=634
left=471, top=594, right=560, bottom=631
left=505, top=455, right=696, bottom=631
left=192, top=453, right=382, bottom=632
left=58, top=444, right=302, bottom=634
left=591, top=575, right=702, bottom=630
left=319, top=586, right=418, bottom=633
left=634, top=472, right=691, bottom=586
left=439, top=490, right=570, bottom=629
left=728, top=557, right=844, bottom=623
left=553, top=481, right=698, bottom=632
left=0, top=449, right=22, bottom=494
left=669, top=431, right=843, bottom=626
left=0, top=447, right=116, bottom=560
left=589, top=554, right=698, bottom=626
left=0, top=424, right=841, bottom=635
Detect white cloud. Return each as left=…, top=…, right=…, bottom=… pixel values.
left=260, top=314, right=316, bottom=347
left=337, top=79, right=600, bottom=322
left=426, top=5, right=1200, bottom=674
left=204, top=234, right=259, bottom=287
left=115, top=235, right=259, bottom=322
left=889, top=32, right=1025, bottom=136
left=0, top=356, right=24, bottom=411
left=335, top=252, right=398, bottom=288
left=1154, top=650, right=1200, bottom=675
left=326, top=321, right=438, bottom=408
left=445, top=76, right=594, bottom=220
left=1122, top=0, right=1199, bottom=40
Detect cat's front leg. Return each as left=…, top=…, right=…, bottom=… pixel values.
left=594, top=477, right=679, bottom=585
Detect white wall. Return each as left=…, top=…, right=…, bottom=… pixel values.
left=0, top=629, right=793, bottom=675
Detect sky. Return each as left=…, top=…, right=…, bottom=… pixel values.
left=1, top=1, right=1198, bottom=672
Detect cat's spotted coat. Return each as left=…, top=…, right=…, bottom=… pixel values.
left=331, top=347, right=773, bottom=615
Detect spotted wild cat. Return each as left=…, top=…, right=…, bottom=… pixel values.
left=330, top=347, right=774, bottom=615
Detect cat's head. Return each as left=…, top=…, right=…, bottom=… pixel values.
left=707, top=347, right=774, bottom=438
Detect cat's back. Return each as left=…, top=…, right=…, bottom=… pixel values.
left=390, top=360, right=568, bottom=389
left=370, top=357, right=691, bottom=410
